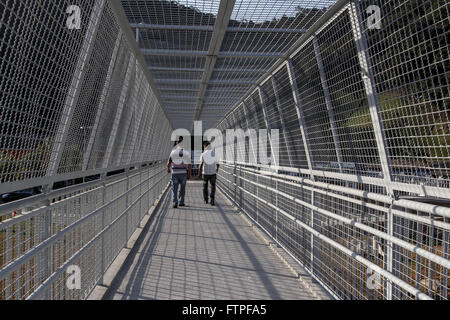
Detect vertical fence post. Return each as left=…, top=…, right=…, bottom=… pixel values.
left=312, top=36, right=345, bottom=174
left=286, top=59, right=314, bottom=180
left=82, top=31, right=123, bottom=171
left=102, top=54, right=136, bottom=169
left=311, top=189, right=315, bottom=275
left=275, top=179, right=278, bottom=241
left=349, top=1, right=396, bottom=299
left=271, top=77, right=295, bottom=168
left=256, top=174, right=259, bottom=224
left=241, top=102, right=258, bottom=165
left=258, top=87, right=278, bottom=169
left=43, top=193, right=52, bottom=300
left=125, top=168, right=130, bottom=246
left=100, top=174, right=106, bottom=285
left=46, top=0, right=105, bottom=184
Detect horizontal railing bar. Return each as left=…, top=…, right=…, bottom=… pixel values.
left=228, top=171, right=450, bottom=269
left=217, top=185, right=341, bottom=300
left=218, top=174, right=433, bottom=300
left=131, top=23, right=307, bottom=33
left=0, top=166, right=167, bottom=280
left=0, top=159, right=164, bottom=196
left=232, top=169, right=450, bottom=230
left=220, top=162, right=450, bottom=215
left=245, top=170, right=450, bottom=230
left=26, top=173, right=170, bottom=300
left=0, top=161, right=163, bottom=217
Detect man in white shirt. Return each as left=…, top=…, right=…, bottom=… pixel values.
left=167, top=137, right=192, bottom=208
left=198, top=141, right=220, bottom=206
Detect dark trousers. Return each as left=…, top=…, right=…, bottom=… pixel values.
left=203, top=174, right=216, bottom=202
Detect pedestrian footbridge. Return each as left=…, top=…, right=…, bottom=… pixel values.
left=95, top=181, right=330, bottom=300
left=0, top=0, right=449, bottom=300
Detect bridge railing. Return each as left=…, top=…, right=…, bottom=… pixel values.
left=218, top=163, right=449, bottom=300
left=0, top=1, right=173, bottom=299
left=216, top=0, right=449, bottom=300
left=0, top=162, right=169, bottom=300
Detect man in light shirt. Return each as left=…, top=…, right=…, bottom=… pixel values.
left=198, top=141, right=220, bottom=206
left=167, top=136, right=192, bottom=208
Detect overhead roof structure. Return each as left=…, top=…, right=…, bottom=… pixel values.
left=120, top=0, right=337, bottom=130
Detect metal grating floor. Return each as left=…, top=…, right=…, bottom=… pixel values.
left=103, top=181, right=328, bottom=300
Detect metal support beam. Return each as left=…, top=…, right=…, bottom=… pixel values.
left=149, top=67, right=204, bottom=72
left=161, top=95, right=198, bottom=100
left=349, top=1, right=394, bottom=193
left=115, top=59, right=139, bottom=166
left=46, top=0, right=105, bottom=181
left=242, top=102, right=258, bottom=165
left=349, top=0, right=396, bottom=300
left=131, top=23, right=214, bottom=31
left=313, top=36, right=344, bottom=174
left=227, top=27, right=307, bottom=33
left=194, top=0, right=235, bottom=124
left=149, top=66, right=267, bottom=73
left=219, top=51, right=283, bottom=58
left=125, top=68, right=147, bottom=165
left=286, top=59, right=314, bottom=179
left=230, top=110, right=241, bottom=163
left=271, top=77, right=294, bottom=168
left=135, top=27, right=140, bottom=44
left=141, top=49, right=208, bottom=57
left=83, top=31, right=123, bottom=171
left=154, top=79, right=255, bottom=85
left=141, top=49, right=282, bottom=58
left=103, top=54, right=136, bottom=168
left=258, top=87, right=278, bottom=168
left=131, top=23, right=307, bottom=34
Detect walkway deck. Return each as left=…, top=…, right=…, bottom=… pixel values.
left=102, top=181, right=330, bottom=300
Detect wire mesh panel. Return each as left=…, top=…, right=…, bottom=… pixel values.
left=218, top=164, right=450, bottom=300
left=0, top=0, right=173, bottom=300
left=358, top=0, right=450, bottom=188
left=316, top=10, right=381, bottom=176
left=217, top=0, right=450, bottom=300
left=0, top=0, right=96, bottom=184
left=273, top=65, right=309, bottom=169
left=57, top=5, right=121, bottom=174
left=260, top=79, right=290, bottom=167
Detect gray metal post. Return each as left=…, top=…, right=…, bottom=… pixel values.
left=100, top=174, right=106, bottom=285
left=286, top=59, right=315, bottom=179
left=125, top=168, right=130, bottom=244
left=135, top=27, right=140, bottom=45
left=241, top=102, right=258, bottom=165
left=313, top=36, right=345, bottom=173
left=275, top=179, right=278, bottom=241
left=271, top=77, right=295, bottom=168
left=46, top=0, right=105, bottom=182
left=193, top=0, right=236, bottom=125
left=311, top=189, right=315, bottom=275
left=103, top=54, right=136, bottom=168
left=349, top=1, right=396, bottom=299
left=83, top=32, right=123, bottom=171
left=258, top=87, right=279, bottom=168
left=115, top=61, right=138, bottom=166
